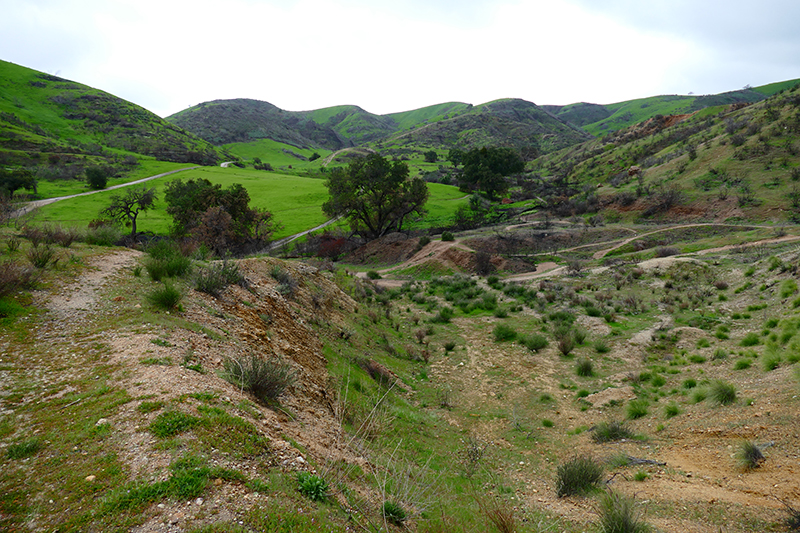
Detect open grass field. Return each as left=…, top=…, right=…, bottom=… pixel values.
left=29, top=167, right=468, bottom=240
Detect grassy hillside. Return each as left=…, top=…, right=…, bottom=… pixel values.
left=0, top=60, right=226, bottom=170
left=528, top=82, right=800, bottom=223
left=546, top=79, right=800, bottom=137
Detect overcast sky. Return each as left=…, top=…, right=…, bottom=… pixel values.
left=2, top=0, right=799, bottom=118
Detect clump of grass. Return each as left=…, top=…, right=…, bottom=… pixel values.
left=591, top=420, right=635, bottom=443
left=633, top=470, right=649, bottom=482
left=6, top=438, right=42, bottom=459
left=382, top=501, right=407, bottom=526
left=576, top=358, right=594, bottom=377
left=736, top=440, right=765, bottom=470
left=734, top=358, right=752, bottom=370
left=137, top=401, right=165, bottom=414
left=493, top=323, right=517, bottom=342
left=556, top=455, right=604, bottom=497
left=740, top=332, right=760, bottom=347
left=144, top=241, right=192, bottom=281
left=594, top=340, right=610, bottom=354
left=146, top=281, right=183, bottom=310
left=542, top=419, right=554, bottom=428
left=270, top=265, right=298, bottom=296
left=763, top=353, right=782, bottom=371
left=223, top=354, right=295, bottom=402
left=194, top=259, right=245, bottom=297
left=712, top=348, right=728, bottom=360
left=708, top=380, right=737, bottom=405
left=297, top=472, right=328, bottom=502
left=443, top=341, right=456, bottom=352
left=149, top=411, right=200, bottom=438
left=596, top=490, right=652, bottom=533
left=663, top=403, right=680, bottom=418
left=26, top=244, right=57, bottom=269
left=626, top=399, right=649, bottom=420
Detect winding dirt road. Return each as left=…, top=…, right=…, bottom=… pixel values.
left=15, top=166, right=199, bottom=217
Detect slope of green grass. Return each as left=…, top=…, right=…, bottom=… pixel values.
left=32, top=168, right=467, bottom=239
left=0, top=59, right=226, bottom=168
left=385, top=102, right=470, bottom=131
left=222, top=139, right=330, bottom=169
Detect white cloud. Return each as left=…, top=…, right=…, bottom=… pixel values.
left=0, top=0, right=797, bottom=117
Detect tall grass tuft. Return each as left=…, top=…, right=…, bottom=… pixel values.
left=596, top=490, right=652, bottom=533
left=556, top=455, right=604, bottom=497
left=591, top=420, right=635, bottom=443
left=146, top=281, right=183, bottom=310
left=736, top=440, right=765, bottom=470
left=709, top=380, right=737, bottom=405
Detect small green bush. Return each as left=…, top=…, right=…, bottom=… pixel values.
left=366, top=270, right=381, bottom=280
left=441, top=231, right=454, bottom=241
left=431, top=306, right=454, bottom=324
left=734, top=359, right=752, bottom=370
left=763, top=353, right=781, bottom=371
left=493, top=323, right=517, bottom=342
left=521, top=333, right=548, bottom=352
left=223, top=354, right=295, bottom=402
left=147, top=281, right=183, bottom=310
left=556, top=455, right=604, bottom=497
left=443, top=341, right=456, bottom=352
left=297, top=472, right=328, bottom=502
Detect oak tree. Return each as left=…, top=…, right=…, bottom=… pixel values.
left=323, top=153, right=428, bottom=240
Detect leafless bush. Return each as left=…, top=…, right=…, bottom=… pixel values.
left=475, top=494, right=518, bottom=533
left=0, top=260, right=38, bottom=297
left=460, top=436, right=489, bottom=478
left=655, top=246, right=679, bottom=258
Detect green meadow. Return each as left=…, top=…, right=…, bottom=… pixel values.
left=222, top=139, right=331, bottom=170
left=31, top=167, right=468, bottom=239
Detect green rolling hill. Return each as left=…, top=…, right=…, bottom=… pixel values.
left=0, top=59, right=229, bottom=175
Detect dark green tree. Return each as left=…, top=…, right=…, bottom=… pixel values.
left=423, top=150, right=438, bottom=163
left=164, top=178, right=279, bottom=255
left=85, top=166, right=109, bottom=190
left=459, top=146, right=525, bottom=199
left=0, top=168, right=37, bottom=198
left=100, top=186, right=157, bottom=236
left=448, top=148, right=464, bottom=169
left=323, top=153, right=428, bottom=240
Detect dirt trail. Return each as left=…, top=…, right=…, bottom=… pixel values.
left=15, top=167, right=198, bottom=217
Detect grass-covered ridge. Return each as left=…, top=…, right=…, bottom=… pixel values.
left=0, top=59, right=227, bottom=168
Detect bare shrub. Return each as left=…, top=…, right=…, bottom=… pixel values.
left=223, top=353, right=295, bottom=401
left=654, top=246, right=679, bottom=258
left=0, top=260, right=37, bottom=297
